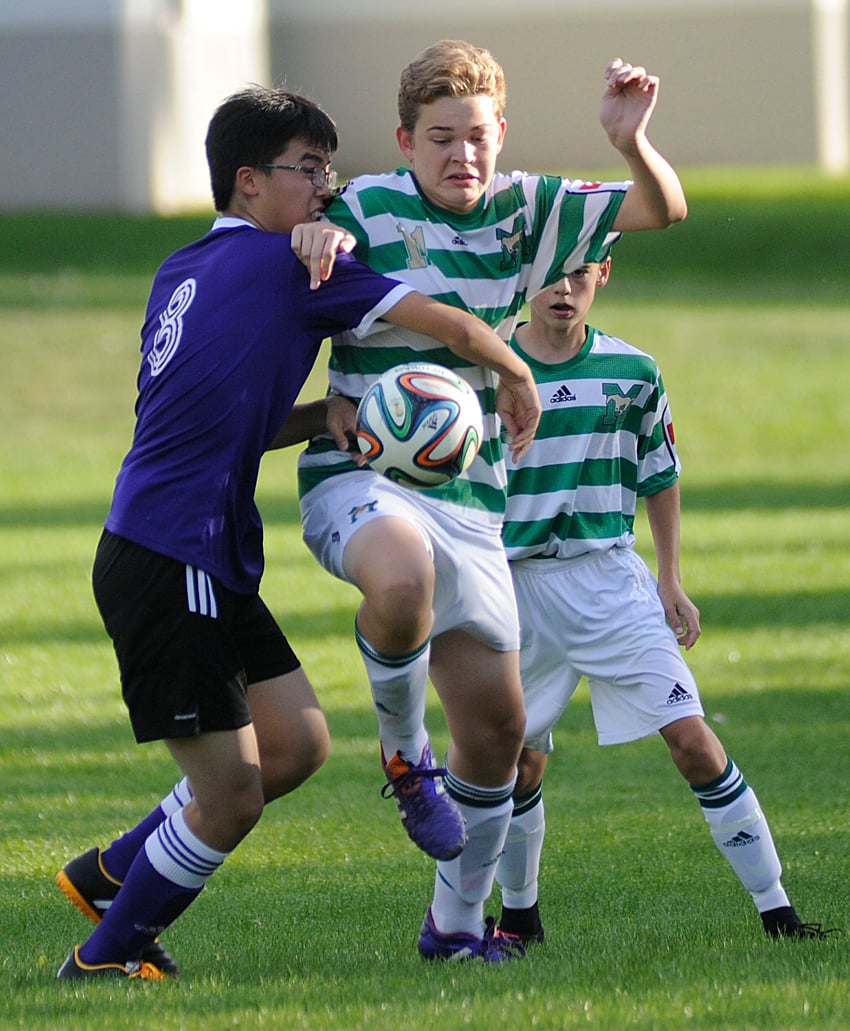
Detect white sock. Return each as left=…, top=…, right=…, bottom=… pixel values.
left=430, top=771, right=516, bottom=936
left=497, top=785, right=545, bottom=910
left=356, top=622, right=430, bottom=761
left=692, top=758, right=789, bottom=913
left=160, top=776, right=193, bottom=817
left=145, top=808, right=229, bottom=888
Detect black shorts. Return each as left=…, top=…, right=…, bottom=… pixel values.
left=92, top=530, right=300, bottom=743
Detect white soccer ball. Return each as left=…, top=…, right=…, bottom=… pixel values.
left=355, top=362, right=484, bottom=488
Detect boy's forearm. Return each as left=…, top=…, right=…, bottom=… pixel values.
left=386, top=293, right=528, bottom=383
left=644, top=483, right=683, bottom=583
left=613, top=140, right=687, bottom=231
left=268, top=399, right=329, bottom=450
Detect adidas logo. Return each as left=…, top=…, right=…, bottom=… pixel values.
left=451, top=235, right=468, bottom=246
left=665, top=683, right=694, bottom=705
left=722, top=830, right=761, bottom=848
left=549, top=384, right=576, bottom=404
left=448, top=947, right=475, bottom=962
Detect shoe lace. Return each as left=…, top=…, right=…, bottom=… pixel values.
left=381, top=762, right=447, bottom=800
left=478, top=918, right=526, bottom=961
left=797, top=923, right=838, bottom=940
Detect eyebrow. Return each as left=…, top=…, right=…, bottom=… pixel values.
left=423, top=123, right=490, bottom=134
left=297, top=150, right=329, bottom=165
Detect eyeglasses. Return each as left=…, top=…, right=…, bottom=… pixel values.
left=258, top=164, right=338, bottom=190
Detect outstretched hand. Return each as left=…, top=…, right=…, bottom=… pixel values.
left=291, top=221, right=357, bottom=289
left=600, top=58, right=659, bottom=152
left=496, top=374, right=542, bottom=464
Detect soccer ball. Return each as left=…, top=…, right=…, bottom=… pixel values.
left=355, top=362, right=484, bottom=488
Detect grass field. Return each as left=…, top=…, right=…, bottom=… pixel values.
left=1, top=168, right=849, bottom=1030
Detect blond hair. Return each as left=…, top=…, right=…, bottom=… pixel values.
left=397, top=40, right=507, bottom=132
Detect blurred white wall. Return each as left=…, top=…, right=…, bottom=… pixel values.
left=0, top=0, right=268, bottom=212
left=267, top=0, right=850, bottom=180
left=0, top=0, right=846, bottom=212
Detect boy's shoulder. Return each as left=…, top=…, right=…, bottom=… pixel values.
left=590, top=326, right=657, bottom=364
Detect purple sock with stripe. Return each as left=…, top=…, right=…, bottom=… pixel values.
left=101, top=777, right=194, bottom=881
left=78, top=809, right=227, bottom=966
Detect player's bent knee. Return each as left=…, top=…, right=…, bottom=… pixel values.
left=262, top=735, right=330, bottom=801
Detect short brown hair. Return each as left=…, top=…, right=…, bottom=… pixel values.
left=397, top=40, right=507, bottom=133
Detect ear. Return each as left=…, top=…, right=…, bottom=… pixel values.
left=597, top=257, right=612, bottom=287
left=235, top=165, right=262, bottom=198
left=396, top=125, right=414, bottom=163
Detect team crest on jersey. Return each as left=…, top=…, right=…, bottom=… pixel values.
left=148, top=278, right=196, bottom=377
left=602, top=383, right=642, bottom=425
left=496, top=215, right=528, bottom=271
left=348, top=499, right=379, bottom=524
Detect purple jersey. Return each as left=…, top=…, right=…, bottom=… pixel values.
left=105, top=219, right=410, bottom=592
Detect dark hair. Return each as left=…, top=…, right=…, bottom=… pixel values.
left=205, top=86, right=338, bottom=211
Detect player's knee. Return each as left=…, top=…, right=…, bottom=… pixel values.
left=263, top=725, right=331, bottom=801
left=483, top=703, right=525, bottom=761
left=368, top=564, right=433, bottom=621
left=663, top=717, right=727, bottom=784
left=295, top=720, right=332, bottom=783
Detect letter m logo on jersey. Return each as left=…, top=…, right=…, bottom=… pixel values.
left=602, top=383, right=642, bottom=426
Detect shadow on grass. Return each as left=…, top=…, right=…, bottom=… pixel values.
left=2, top=481, right=848, bottom=533
left=681, top=481, right=850, bottom=513
left=0, top=592, right=364, bottom=648
left=3, top=583, right=847, bottom=654
left=695, top=587, right=850, bottom=629
left=0, top=493, right=304, bottom=529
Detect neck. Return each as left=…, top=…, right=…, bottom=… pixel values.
left=515, top=321, right=588, bottom=364
left=222, top=202, right=266, bottom=231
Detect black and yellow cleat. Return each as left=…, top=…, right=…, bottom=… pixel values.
left=56, top=847, right=180, bottom=976
left=56, top=847, right=120, bottom=923
left=57, top=945, right=168, bottom=981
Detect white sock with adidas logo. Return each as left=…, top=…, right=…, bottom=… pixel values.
left=693, top=759, right=789, bottom=912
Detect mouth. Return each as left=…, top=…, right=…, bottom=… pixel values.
left=550, top=303, right=575, bottom=317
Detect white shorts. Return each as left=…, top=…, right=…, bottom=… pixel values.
left=300, top=471, right=520, bottom=651
left=511, top=547, right=704, bottom=751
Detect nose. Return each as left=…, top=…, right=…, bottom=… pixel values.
left=554, top=276, right=572, bottom=295
left=452, top=139, right=476, bottom=163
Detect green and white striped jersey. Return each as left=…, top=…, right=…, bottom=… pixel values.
left=502, top=325, right=680, bottom=560
left=297, top=168, right=628, bottom=526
